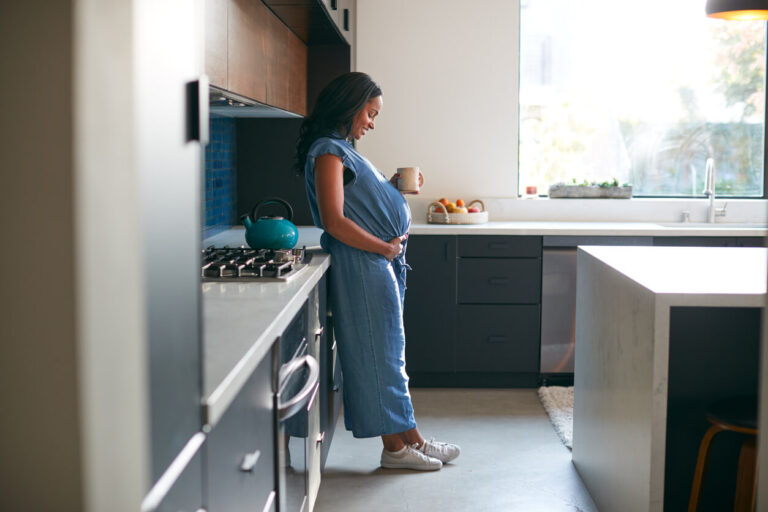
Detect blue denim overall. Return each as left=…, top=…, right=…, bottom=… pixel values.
left=304, top=135, right=417, bottom=438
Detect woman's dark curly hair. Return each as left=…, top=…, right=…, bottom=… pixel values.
left=295, top=72, right=382, bottom=173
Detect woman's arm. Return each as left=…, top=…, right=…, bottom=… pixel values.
left=315, top=154, right=405, bottom=261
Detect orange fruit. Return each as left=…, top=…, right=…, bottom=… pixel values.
left=438, top=198, right=449, bottom=207
left=456, top=198, right=465, bottom=207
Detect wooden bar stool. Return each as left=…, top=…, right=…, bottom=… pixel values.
left=688, top=395, right=758, bottom=512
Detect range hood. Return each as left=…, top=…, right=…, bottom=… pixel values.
left=209, top=85, right=302, bottom=119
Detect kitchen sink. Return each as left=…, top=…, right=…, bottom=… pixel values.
left=656, top=222, right=768, bottom=229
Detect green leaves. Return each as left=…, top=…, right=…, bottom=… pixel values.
left=566, top=177, right=627, bottom=187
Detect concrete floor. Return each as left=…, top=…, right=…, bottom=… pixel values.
left=314, top=389, right=599, bottom=512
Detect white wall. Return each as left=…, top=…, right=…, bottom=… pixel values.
left=356, top=0, right=519, bottom=201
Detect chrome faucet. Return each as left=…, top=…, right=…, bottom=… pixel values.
left=703, top=158, right=727, bottom=223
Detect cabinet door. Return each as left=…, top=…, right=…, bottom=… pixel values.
left=135, top=0, right=204, bottom=482
left=205, top=0, right=228, bottom=88
left=403, top=236, right=456, bottom=373
left=207, top=345, right=276, bottom=512
left=264, top=13, right=308, bottom=114
left=228, top=0, right=268, bottom=103
left=456, top=305, right=540, bottom=373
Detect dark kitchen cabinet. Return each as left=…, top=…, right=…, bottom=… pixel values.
left=403, top=236, right=457, bottom=376
left=403, top=235, right=542, bottom=387
left=455, top=236, right=542, bottom=384
left=207, top=342, right=277, bottom=512
left=653, top=236, right=765, bottom=247
left=736, top=237, right=766, bottom=247
left=457, top=259, right=541, bottom=304
left=316, top=273, right=343, bottom=471
left=456, top=305, right=540, bottom=373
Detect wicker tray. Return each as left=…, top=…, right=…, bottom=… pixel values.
left=427, top=199, right=489, bottom=224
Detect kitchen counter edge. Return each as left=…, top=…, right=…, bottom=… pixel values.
left=408, top=221, right=767, bottom=237
left=201, top=251, right=330, bottom=428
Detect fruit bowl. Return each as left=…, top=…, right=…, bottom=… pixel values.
left=427, top=199, right=489, bottom=225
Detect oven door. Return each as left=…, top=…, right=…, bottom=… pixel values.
left=277, top=337, right=319, bottom=512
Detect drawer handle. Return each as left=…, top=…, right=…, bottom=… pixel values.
left=317, top=431, right=326, bottom=446
left=239, top=449, right=261, bottom=472
left=278, top=355, right=319, bottom=421
left=487, top=336, right=508, bottom=343
left=488, top=277, right=510, bottom=285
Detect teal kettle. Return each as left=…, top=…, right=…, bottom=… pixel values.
left=242, top=197, right=299, bottom=250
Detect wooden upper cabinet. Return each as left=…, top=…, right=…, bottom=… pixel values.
left=228, top=0, right=268, bottom=104
left=205, top=0, right=346, bottom=116
left=265, top=14, right=307, bottom=114
left=205, top=0, right=228, bottom=88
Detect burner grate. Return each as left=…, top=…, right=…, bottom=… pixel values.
left=201, top=246, right=306, bottom=281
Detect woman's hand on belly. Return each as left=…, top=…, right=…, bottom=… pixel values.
left=383, top=234, right=407, bottom=261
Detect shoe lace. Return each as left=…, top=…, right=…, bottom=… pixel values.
left=421, top=437, right=450, bottom=457
left=407, top=444, right=432, bottom=461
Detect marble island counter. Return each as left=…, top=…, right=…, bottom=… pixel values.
left=572, top=246, right=766, bottom=512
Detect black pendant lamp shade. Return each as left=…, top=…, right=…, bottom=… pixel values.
left=706, top=0, right=768, bottom=19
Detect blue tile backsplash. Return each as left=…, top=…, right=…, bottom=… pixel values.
left=203, top=115, right=237, bottom=238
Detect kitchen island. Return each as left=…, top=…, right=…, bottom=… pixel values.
left=572, top=246, right=766, bottom=512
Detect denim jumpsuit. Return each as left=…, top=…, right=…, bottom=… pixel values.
left=304, top=135, right=417, bottom=438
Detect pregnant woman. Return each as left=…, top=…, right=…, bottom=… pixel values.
left=296, top=72, right=460, bottom=471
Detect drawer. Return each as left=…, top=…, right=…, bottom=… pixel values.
left=459, top=236, right=541, bottom=257
left=458, top=258, right=541, bottom=304
left=456, top=305, right=540, bottom=372
left=207, top=346, right=276, bottom=512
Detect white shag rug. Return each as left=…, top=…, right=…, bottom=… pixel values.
left=537, top=386, right=574, bottom=450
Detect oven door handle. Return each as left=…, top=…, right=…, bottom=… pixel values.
left=277, top=355, right=319, bottom=421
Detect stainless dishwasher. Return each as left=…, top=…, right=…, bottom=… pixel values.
left=540, top=236, right=653, bottom=382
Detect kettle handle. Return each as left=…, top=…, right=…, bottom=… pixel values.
left=251, top=197, right=294, bottom=222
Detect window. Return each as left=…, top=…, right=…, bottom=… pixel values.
left=518, top=0, right=766, bottom=197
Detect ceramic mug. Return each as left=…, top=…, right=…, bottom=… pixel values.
left=396, top=166, right=422, bottom=193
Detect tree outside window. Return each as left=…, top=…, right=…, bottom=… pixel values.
left=519, top=0, right=765, bottom=197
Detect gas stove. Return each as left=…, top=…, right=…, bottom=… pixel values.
left=201, top=246, right=309, bottom=282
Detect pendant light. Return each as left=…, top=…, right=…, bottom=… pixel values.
left=706, top=0, right=768, bottom=20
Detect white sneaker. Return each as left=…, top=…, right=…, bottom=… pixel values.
left=419, top=438, right=461, bottom=463
left=380, top=444, right=442, bottom=471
